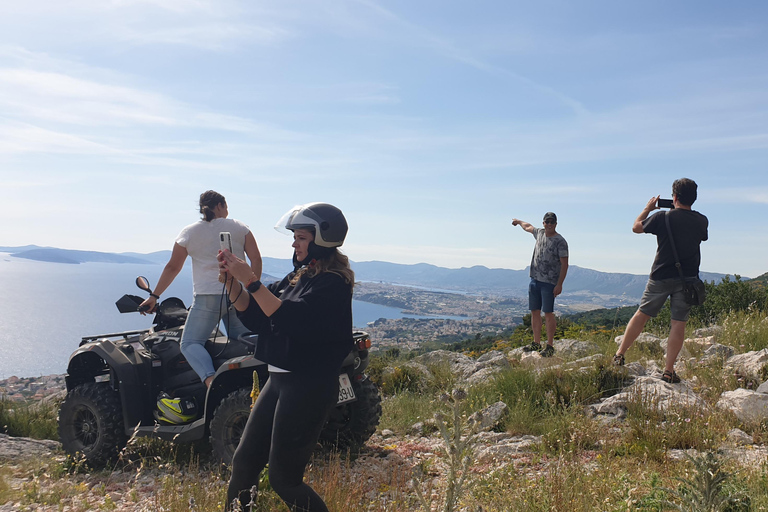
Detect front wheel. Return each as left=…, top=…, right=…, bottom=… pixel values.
left=209, top=388, right=251, bottom=465
left=58, top=383, right=127, bottom=467
left=319, top=376, right=382, bottom=451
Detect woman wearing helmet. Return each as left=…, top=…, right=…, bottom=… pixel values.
left=217, top=202, right=354, bottom=512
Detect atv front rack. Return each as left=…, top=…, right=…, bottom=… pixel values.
left=80, top=329, right=150, bottom=346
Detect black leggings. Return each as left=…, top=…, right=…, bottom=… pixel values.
left=226, top=371, right=338, bottom=511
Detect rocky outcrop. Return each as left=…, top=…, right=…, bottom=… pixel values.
left=590, top=374, right=708, bottom=416
left=0, top=433, right=59, bottom=460
left=717, top=388, right=768, bottom=422
left=724, top=348, right=768, bottom=379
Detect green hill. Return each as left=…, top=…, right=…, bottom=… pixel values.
left=748, top=272, right=768, bottom=289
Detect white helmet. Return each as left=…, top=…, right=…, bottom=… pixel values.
left=274, top=203, right=348, bottom=248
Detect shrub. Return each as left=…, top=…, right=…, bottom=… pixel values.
left=0, top=398, right=58, bottom=440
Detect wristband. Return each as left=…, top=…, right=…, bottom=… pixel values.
left=246, top=280, right=262, bottom=293
left=150, top=293, right=160, bottom=300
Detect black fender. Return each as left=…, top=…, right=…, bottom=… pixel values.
left=64, top=338, right=153, bottom=436
left=203, top=356, right=267, bottom=427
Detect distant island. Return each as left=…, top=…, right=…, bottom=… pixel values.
left=6, top=248, right=154, bottom=265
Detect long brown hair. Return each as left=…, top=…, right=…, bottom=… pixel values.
left=199, top=190, right=225, bottom=222
left=290, top=249, right=355, bottom=288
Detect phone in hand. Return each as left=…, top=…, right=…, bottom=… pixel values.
left=658, top=198, right=674, bottom=209
left=219, top=232, right=232, bottom=253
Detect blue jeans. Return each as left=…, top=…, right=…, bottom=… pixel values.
left=181, top=294, right=249, bottom=382
left=528, top=278, right=556, bottom=313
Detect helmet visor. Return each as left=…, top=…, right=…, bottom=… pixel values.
left=274, top=204, right=320, bottom=237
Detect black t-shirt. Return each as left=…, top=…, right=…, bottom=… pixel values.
left=238, top=270, right=354, bottom=375
left=642, top=208, right=708, bottom=280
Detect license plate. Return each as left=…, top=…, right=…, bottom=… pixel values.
left=337, top=373, right=356, bottom=404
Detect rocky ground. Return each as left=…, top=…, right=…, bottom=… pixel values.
left=3, top=326, right=768, bottom=510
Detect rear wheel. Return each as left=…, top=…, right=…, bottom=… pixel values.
left=319, top=377, right=382, bottom=451
left=209, top=388, right=251, bottom=465
left=58, top=383, right=126, bottom=467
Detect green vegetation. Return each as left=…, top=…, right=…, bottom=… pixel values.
left=4, top=275, right=768, bottom=510
left=0, top=398, right=58, bottom=440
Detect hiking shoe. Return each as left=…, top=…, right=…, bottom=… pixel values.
left=539, top=345, right=555, bottom=357
left=661, top=370, right=681, bottom=384
left=612, top=354, right=625, bottom=367
left=522, top=341, right=542, bottom=352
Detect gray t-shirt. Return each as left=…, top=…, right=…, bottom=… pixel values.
left=529, top=227, right=569, bottom=285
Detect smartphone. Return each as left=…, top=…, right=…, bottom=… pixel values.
left=219, top=232, right=232, bottom=253
left=658, top=199, right=674, bottom=209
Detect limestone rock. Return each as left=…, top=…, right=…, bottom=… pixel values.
left=725, top=348, right=768, bottom=379
left=693, top=325, right=724, bottom=338
left=467, top=401, right=507, bottom=432
left=726, top=428, right=754, bottom=446
left=614, top=332, right=662, bottom=346
left=590, top=375, right=707, bottom=416
left=717, top=388, right=768, bottom=423
left=474, top=434, right=541, bottom=463
left=701, top=343, right=735, bottom=362
left=554, top=339, right=601, bottom=359
left=0, top=433, right=59, bottom=460
left=757, top=381, right=768, bottom=394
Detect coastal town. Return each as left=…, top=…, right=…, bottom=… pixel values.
left=353, top=282, right=529, bottom=349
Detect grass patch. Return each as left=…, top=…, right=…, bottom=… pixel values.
left=379, top=391, right=443, bottom=434
left=0, top=398, right=58, bottom=440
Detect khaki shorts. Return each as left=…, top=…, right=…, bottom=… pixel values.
left=638, top=278, right=692, bottom=322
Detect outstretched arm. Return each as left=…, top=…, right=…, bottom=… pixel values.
left=138, top=243, right=187, bottom=313
left=633, top=196, right=659, bottom=233
left=512, top=218, right=535, bottom=233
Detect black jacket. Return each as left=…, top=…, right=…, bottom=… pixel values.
left=238, top=270, right=353, bottom=375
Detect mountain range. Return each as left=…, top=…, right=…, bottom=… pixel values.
left=0, top=245, right=742, bottom=305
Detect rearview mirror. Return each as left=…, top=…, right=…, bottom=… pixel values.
left=136, top=276, right=152, bottom=293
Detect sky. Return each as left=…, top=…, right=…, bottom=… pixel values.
left=1, top=0, right=766, bottom=278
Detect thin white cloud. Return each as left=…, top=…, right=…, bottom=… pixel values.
left=352, top=0, right=590, bottom=116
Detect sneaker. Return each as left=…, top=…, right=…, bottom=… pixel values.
left=612, top=354, right=625, bottom=366
left=661, top=370, right=681, bottom=384
left=539, top=345, right=555, bottom=357
left=522, top=341, right=542, bottom=352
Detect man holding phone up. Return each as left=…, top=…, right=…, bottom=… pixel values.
left=613, top=178, right=708, bottom=384
left=512, top=212, right=569, bottom=357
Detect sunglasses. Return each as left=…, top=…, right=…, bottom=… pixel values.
left=544, top=220, right=556, bottom=225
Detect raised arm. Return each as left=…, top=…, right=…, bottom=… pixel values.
left=633, top=196, right=660, bottom=233
left=512, top=218, right=535, bottom=234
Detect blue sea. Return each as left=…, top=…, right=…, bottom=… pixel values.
left=0, top=254, right=437, bottom=380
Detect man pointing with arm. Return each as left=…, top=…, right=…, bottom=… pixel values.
left=512, top=212, right=569, bottom=357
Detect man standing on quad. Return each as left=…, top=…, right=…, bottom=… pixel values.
left=512, top=212, right=569, bottom=357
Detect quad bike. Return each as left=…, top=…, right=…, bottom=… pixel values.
left=58, top=277, right=382, bottom=467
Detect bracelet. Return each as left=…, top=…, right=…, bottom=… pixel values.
left=246, top=274, right=259, bottom=286
left=150, top=293, right=160, bottom=300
